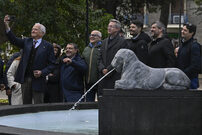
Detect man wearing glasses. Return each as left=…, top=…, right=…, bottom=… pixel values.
left=98, top=19, right=128, bottom=94
left=82, top=30, right=102, bottom=102
left=60, top=43, right=87, bottom=102
left=177, top=23, right=201, bottom=89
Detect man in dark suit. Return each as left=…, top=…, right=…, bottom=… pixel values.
left=98, top=19, right=128, bottom=94
left=4, top=15, right=56, bottom=104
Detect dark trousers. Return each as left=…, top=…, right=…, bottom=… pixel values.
left=190, top=78, right=199, bottom=89
left=44, top=84, right=61, bottom=103
left=63, top=90, right=83, bottom=102
left=21, top=77, right=44, bottom=104
left=85, top=83, right=97, bottom=102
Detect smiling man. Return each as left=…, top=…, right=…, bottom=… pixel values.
left=4, top=15, right=56, bottom=104
left=177, top=23, right=201, bottom=89
left=148, top=21, right=176, bottom=68
left=60, top=43, right=87, bottom=102
left=82, top=30, right=102, bottom=102
left=127, top=20, right=151, bottom=64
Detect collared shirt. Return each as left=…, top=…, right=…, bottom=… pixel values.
left=132, top=33, right=140, bottom=40
left=33, top=38, right=42, bottom=48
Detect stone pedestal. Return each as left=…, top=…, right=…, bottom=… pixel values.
left=99, top=89, right=202, bottom=135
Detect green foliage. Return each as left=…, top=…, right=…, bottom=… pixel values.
left=194, top=0, right=202, bottom=15
left=195, top=0, right=202, bottom=5
left=93, top=0, right=176, bottom=26
left=0, top=98, right=9, bottom=104
left=0, top=0, right=112, bottom=56
left=89, top=9, right=113, bottom=39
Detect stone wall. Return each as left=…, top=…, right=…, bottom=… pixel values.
left=99, top=89, right=202, bottom=135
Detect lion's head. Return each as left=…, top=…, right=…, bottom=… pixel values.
left=111, top=49, right=138, bottom=73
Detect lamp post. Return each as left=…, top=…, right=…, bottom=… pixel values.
left=178, top=0, right=183, bottom=46
left=85, top=0, right=89, bottom=46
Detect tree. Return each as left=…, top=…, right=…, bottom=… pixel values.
left=0, top=0, right=113, bottom=62
left=93, top=0, right=176, bottom=28
left=194, top=0, right=202, bottom=15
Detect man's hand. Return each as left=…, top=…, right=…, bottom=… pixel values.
left=4, top=15, right=10, bottom=30
left=48, top=73, right=54, bottom=77
left=0, top=84, right=5, bottom=91
left=63, top=57, right=72, bottom=64
left=102, top=69, right=108, bottom=75
left=33, top=70, right=42, bottom=78
left=11, top=84, right=16, bottom=90
left=6, top=89, right=12, bottom=96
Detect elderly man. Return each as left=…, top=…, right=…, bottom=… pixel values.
left=82, top=30, right=102, bottom=102
left=148, top=21, right=176, bottom=68
left=98, top=19, right=128, bottom=93
left=61, top=43, right=87, bottom=102
left=4, top=15, right=56, bottom=104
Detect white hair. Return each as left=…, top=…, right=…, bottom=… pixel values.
left=35, top=23, right=46, bottom=35
left=93, top=30, right=102, bottom=38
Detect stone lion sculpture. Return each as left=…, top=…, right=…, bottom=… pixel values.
left=111, top=49, right=190, bottom=90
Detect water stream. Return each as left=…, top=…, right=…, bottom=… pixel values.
left=0, top=69, right=115, bottom=134
left=69, top=68, right=115, bottom=110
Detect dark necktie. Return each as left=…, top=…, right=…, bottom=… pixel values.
left=33, top=40, right=38, bottom=48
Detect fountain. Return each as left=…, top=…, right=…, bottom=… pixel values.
left=99, top=49, right=202, bottom=135
left=0, top=102, right=98, bottom=135
left=0, top=69, right=115, bottom=135
left=1, top=49, right=202, bottom=135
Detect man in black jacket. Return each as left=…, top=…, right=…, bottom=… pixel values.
left=177, top=23, right=200, bottom=89
left=98, top=19, right=128, bottom=93
left=148, top=21, right=176, bottom=68
left=127, top=20, right=151, bottom=64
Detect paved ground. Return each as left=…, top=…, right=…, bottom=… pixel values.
left=0, top=90, right=7, bottom=99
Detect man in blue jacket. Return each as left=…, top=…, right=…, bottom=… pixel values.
left=61, top=43, right=87, bottom=102
left=177, top=23, right=201, bottom=89
left=4, top=15, right=56, bottom=104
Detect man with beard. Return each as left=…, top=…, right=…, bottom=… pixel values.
left=148, top=21, right=176, bottom=68
left=127, top=20, right=151, bottom=64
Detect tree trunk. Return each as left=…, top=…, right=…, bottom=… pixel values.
left=159, top=2, right=170, bottom=29
left=0, top=18, right=8, bottom=45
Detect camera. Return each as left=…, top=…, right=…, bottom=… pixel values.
left=8, top=15, right=16, bottom=21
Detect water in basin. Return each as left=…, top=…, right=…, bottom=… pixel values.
left=0, top=109, right=98, bottom=135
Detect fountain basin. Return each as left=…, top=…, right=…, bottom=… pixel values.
left=0, top=102, right=98, bottom=135
left=99, top=89, right=202, bottom=135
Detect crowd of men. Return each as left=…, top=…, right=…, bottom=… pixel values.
left=0, top=15, right=201, bottom=105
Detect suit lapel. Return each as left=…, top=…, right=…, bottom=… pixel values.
left=27, top=39, right=33, bottom=53
left=103, top=38, right=109, bottom=64
left=107, top=35, right=119, bottom=50
left=34, top=40, right=46, bottom=60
